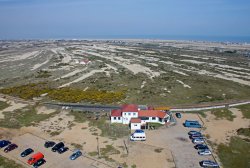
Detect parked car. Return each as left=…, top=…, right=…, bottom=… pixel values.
left=44, top=141, right=55, bottom=148
left=184, top=120, right=202, bottom=128
left=194, top=144, right=209, bottom=150
left=27, top=152, right=44, bottom=165
left=70, top=150, right=82, bottom=160
left=58, top=147, right=69, bottom=154
left=33, top=159, right=46, bottom=168
left=188, top=131, right=201, bottom=136
left=4, top=144, right=18, bottom=153
left=52, top=142, right=64, bottom=152
left=190, top=134, right=203, bottom=139
left=199, top=160, right=219, bottom=167
left=21, top=148, right=34, bottom=157
left=176, top=113, right=182, bottom=118
left=0, top=140, right=11, bottom=148
left=192, top=138, right=205, bottom=144
left=198, top=149, right=212, bottom=156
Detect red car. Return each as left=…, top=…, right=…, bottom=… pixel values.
left=27, top=152, right=44, bottom=165
left=4, top=144, right=18, bottom=153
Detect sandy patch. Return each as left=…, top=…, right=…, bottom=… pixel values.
left=36, top=106, right=56, bottom=114
left=173, top=70, right=189, bottom=76
left=202, top=108, right=250, bottom=144
left=31, top=57, right=50, bottom=70
left=0, top=100, right=28, bottom=119
left=59, top=68, right=106, bottom=88
left=176, top=80, right=191, bottom=88
left=54, top=68, right=87, bottom=81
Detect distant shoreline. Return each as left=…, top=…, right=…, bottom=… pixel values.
left=1, top=35, right=250, bottom=44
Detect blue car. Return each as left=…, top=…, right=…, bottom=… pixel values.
left=20, top=148, right=34, bottom=157
left=70, top=150, right=82, bottom=160
left=0, top=140, right=11, bottom=148
left=176, top=113, right=182, bottom=118
left=184, top=120, right=202, bottom=128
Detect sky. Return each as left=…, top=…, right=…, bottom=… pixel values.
left=0, top=0, right=250, bottom=39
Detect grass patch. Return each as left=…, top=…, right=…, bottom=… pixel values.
left=211, top=108, right=236, bottom=121
left=154, top=148, right=163, bottom=153
left=0, top=100, right=9, bottom=110
left=148, top=122, right=163, bottom=129
left=89, top=118, right=130, bottom=139
left=50, top=131, right=62, bottom=136
left=236, top=104, right=250, bottom=119
left=0, top=106, right=59, bottom=129
left=184, top=110, right=207, bottom=118
left=131, top=164, right=137, bottom=168
left=68, top=111, right=130, bottom=139
left=71, top=143, right=83, bottom=150
left=99, top=145, right=120, bottom=162
left=88, top=151, right=98, bottom=156
left=217, top=136, right=250, bottom=168
left=35, top=70, right=51, bottom=78
left=0, top=155, right=25, bottom=168
left=237, top=128, right=250, bottom=138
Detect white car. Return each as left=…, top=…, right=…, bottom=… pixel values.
left=192, top=138, right=205, bottom=144
left=199, top=160, right=219, bottom=167
left=198, top=149, right=212, bottom=156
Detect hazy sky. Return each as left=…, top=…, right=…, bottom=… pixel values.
left=0, top=0, right=250, bottom=39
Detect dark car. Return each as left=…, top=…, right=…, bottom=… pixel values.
left=194, top=144, right=209, bottom=150
left=4, top=144, right=18, bottom=153
left=0, top=140, right=11, bottom=148
left=69, top=150, right=82, bottom=160
left=52, top=142, right=64, bottom=152
left=44, top=141, right=56, bottom=148
left=33, top=159, right=46, bottom=168
left=190, top=134, right=203, bottom=139
left=175, top=113, right=181, bottom=118
left=21, top=148, right=34, bottom=157
left=58, top=147, right=69, bottom=154
left=188, top=130, right=201, bottom=136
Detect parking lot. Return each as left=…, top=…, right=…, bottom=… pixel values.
left=0, top=133, right=112, bottom=168
left=145, top=113, right=216, bottom=168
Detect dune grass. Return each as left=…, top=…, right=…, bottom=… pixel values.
left=217, top=136, right=250, bottom=168
left=0, top=155, right=24, bottom=168
left=210, top=108, right=236, bottom=121
left=0, top=106, right=59, bottom=129
left=236, top=104, right=250, bottom=119
left=0, top=100, right=9, bottom=110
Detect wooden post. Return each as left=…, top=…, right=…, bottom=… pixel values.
left=96, top=136, right=100, bottom=157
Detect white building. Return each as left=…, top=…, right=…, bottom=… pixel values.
left=111, top=104, right=170, bottom=129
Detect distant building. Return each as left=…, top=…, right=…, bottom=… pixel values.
left=110, top=104, right=170, bottom=130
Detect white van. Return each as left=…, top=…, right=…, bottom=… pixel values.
left=130, top=130, right=146, bottom=141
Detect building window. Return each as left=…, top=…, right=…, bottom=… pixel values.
left=133, top=113, right=136, bottom=116
left=128, top=113, right=131, bottom=116
left=124, top=113, right=126, bottom=116
left=114, top=117, right=116, bottom=120
left=118, top=117, right=120, bottom=120
left=159, top=118, right=162, bottom=122
left=134, top=124, right=137, bottom=126
left=152, top=117, right=156, bottom=120
left=140, top=117, right=149, bottom=120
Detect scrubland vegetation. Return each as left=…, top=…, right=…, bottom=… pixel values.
left=0, top=82, right=125, bottom=104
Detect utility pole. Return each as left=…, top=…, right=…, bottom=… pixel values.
left=96, top=136, right=100, bottom=158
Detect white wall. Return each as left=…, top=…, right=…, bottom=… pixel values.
left=122, top=112, right=138, bottom=124
left=111, top=116, right=123, bottom=124
left=131, top=123, right=141, bottom=130
left=141, top=117, right=165, bottom=125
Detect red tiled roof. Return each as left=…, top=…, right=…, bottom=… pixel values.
left=111, top=109, right=122, bottom=117
left=121, top=104, right=138, bottom=112
left=138, top=110, right=166, bottom=118
left=130, top=118, right=141, bottom=123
